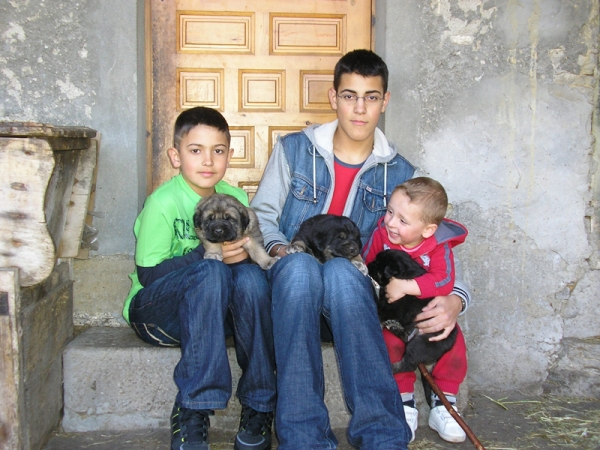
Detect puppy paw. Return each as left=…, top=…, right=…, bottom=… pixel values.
left=264, top=257, right=279, bottom=270
left=352, top=260, right=369, bottom=276
left=382, top=320, right=406, bottom=340
left=285, top=243, right=305, bottom=254
left=204, top=253, right=223, bottom=261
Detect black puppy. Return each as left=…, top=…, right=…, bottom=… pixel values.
left=368, top=249, right=457, bottom=373
left=287, top=214, right=368, bottom=275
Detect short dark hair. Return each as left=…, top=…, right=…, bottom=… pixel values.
left=333, top=49, right=389, bottom=93
left=173, top=107, right=231, bottom=149
left=392, top=177, right=448, bottom=225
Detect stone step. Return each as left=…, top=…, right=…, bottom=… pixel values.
left=62, top=327, right=466, bottom=434
left=62, top=327, right=351, bottom=433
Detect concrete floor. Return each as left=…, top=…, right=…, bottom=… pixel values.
left=45, top=391, right=600, bottom=450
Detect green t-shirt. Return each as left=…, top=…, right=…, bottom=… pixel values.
left=123, top=174, right=248, bottom=323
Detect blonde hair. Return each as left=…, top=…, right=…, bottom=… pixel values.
left=392, top=177, right=448, bottom=225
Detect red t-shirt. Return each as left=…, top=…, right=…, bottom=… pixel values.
left=327, top=157, right=362, bottom=215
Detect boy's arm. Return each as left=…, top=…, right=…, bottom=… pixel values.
left=452, top=257, right=471, bottom=314
left=137, top=245, right=205, bottom=287
left=413, top=243, right=455, bottom=298
left=138, top=237, right=251, bottom=286
left=250, top=137, right=292, bottom=253
left=386, top=277, right=421, bottom=302
left=134, top=195, right=204, bottom=287
left=415, top=255, right=472, bottom=341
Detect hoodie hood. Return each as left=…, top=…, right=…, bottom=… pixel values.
left=304, top=120, right=400, bottom=163
left=302, top=120, right=401, bottom=207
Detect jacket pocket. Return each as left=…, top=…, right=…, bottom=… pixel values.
left=281, top=174, right=328, bottom=239
left=353, top=184, right=387, bottom=244
left=361, top=183, right=387, bottom=213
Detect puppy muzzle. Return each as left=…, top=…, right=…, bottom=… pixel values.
left=205, top=220, right=238, bottom=243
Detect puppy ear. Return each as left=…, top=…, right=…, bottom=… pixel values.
left=193, top=209, right=202, bottom=230
left=382, top=265, right=398, bottom=283
left=238, top=205, right=250, bottom=231
left=367, top=261, right=380, bottom=282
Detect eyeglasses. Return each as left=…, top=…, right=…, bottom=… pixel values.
left=336, top=93, right=384, bottom=104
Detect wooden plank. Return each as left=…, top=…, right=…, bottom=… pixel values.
left=0, top=138, right=55, bottom=286
left=20, top=273, right=73, bottom=450
left=0, top=122, right=96, bottom=141
left=76, top=136, right=101, bottom=259
left=44, top=150, right=79, bottom=258
left=0, top=268, right=23, bottom=450
left=145, top=0, right=154, bottom=197
left=58, top=139, right=98, bottom=257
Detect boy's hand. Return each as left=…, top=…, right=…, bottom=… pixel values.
left=269, top=244, right=288, bottom=258
left=221, top=238, right=250, bottom=264
left=385, top=278, right=420, bottom=303
left=414, top=294, right=462, bottom=341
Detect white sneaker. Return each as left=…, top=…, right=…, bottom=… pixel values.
left=403, top=405, right=418, bottom=443
left=428, top=404, right=466, bottom=443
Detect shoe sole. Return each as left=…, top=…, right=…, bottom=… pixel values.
left=234, top=435, right=270, bottom=450
left=428, top=421, right=466, bottom=443
left=234, top=442, right=269, bottom=450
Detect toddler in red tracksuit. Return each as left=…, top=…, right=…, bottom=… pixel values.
left=362, top=176, right=469, bottom=443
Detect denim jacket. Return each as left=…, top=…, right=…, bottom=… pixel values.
left=251, top=120, right=415, bottom=247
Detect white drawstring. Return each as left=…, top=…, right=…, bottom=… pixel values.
left=312, top=145, right=317, bottom=203
left=383, top=162, right=388, bottom=207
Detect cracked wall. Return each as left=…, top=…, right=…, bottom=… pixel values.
left=384, top=0, right=599, bottom=393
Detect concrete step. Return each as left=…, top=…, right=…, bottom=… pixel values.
left=62, top=327, right=351, bottom=433
left=63, top=327, right=466, bottom=434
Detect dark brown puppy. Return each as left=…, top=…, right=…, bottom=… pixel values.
left=193, top=193, right=276, bottom=270
left=367, top=249, right=457, bottom=373
left=286, top=214, right=368, bottom=275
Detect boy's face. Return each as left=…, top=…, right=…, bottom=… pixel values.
left=329, top=72, right=390, bottom=146
left=384, top=190, right=437, bottom=249
left=167, top=124, right=233, bottom=197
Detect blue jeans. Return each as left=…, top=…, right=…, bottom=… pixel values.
left=269, top=253, right=411, bottom=449
left=129, top=259, right=276, bottom=413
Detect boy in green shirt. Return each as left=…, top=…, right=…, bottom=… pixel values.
left=124, top=107, right=275, bottom=450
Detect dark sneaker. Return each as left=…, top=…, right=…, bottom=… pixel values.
left=234, top=405, right=274, bottom=450
left=171, top=402, right=212, bottom=450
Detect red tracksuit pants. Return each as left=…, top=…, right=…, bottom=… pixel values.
left=383, top=324, right=467, bottom=395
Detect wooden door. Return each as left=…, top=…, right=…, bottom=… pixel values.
left=149, top=0, right=374, bottom=197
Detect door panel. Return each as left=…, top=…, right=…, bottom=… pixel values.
left=150, top=0, right=373, bottom=197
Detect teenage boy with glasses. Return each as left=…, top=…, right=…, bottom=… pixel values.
left=251, top=49, right=471, bottom=449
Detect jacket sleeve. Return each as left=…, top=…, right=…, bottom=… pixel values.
left=414, top=243, right=455, bottom=298
left=250, top=136, right=293, bottom=252
left=137, top=244, right=205, bottom=287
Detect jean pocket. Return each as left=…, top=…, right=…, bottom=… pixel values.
left=130, top=322, right=180, bottom=347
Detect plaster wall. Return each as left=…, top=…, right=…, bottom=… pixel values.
left=1, top=0, right=598, bottom=394
left=0, top=0, right=144, bottom=256
left=382, top=0, right=599, bottom=392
